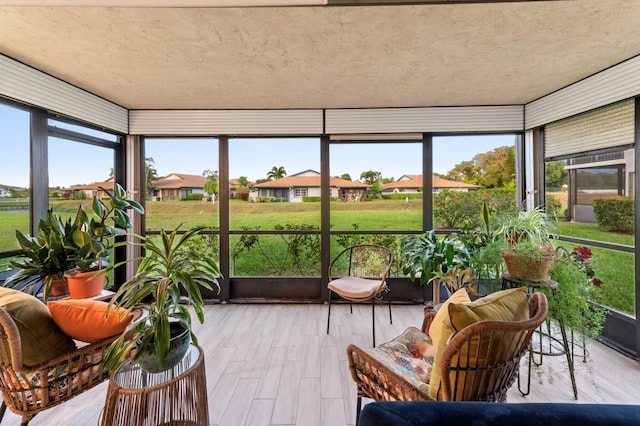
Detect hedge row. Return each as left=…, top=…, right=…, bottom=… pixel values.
left=380, top=193, right=423, bottom=200
left=593, top=196, right=634, bottom=233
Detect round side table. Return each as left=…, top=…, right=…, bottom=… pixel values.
left=102, top=345, right=208, bottom=426
left=501, top=273, right=578, bottom=400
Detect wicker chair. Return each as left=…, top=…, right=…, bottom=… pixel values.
left=327, top=244, right=394, bottom=347
left=347, top=292, right=548, bottom=424
left=0, top=307, right=120, bottom=426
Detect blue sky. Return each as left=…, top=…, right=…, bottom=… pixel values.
left=1, top=103, right=515, bottom=187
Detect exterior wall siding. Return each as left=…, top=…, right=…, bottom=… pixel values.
left=545, top=99, right=635, bottom=158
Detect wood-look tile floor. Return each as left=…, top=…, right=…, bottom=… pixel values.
left=2, top=303, right=639, bottom=425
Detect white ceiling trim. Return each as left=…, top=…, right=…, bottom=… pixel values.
left=0, top=1, right=325, bottom=6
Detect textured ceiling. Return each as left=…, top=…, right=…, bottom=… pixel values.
left=1, top=1, right=640, bottom=110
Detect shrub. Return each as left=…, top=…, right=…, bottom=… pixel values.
left=255, top=196, right=276, bottom=203
left=433, top=190, right=484, bottom=228
left=593, top=196, right=633, bottom=233
left=302, top=196, right=321, bottom=202
left=380, top=193, right=423, bottom=200
left=183, top=193, right=204, bottom=201
left=545, top=194, right=561, bottom=220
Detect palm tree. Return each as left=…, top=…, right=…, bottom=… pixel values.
left=267, top=166, right=287, bottom=181
left=145, top=157, right=159, bottom=199
left=238, top=176, right=250, bottom=189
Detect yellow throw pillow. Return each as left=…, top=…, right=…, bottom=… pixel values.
left=448, top=287, right=529, bottom=331
left=427, top=288, right=470, bottom=346
left=428, top=287, right=529, bottom=401
left=48, top=299, right=134, bottom=343
left=0, top=287, right=76, bottom=366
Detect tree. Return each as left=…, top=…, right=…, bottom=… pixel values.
left=359, top=170, right=381, bottom=185
left=473, top=146, right=515, bottom=188
left=545, top=160, right=568, bottom=188
left=203, top=169, right=219, bottom=204
left=447, top=160, right=481, bottom=184
left=267, top=166, right=287, bottom=180
left=238, top=176, right=250, bottom=188
left=381, top=177, right=395, bottom=184
left=339, top=173, right=352, bottom=181
left=145, top=157, right=158, bottom=199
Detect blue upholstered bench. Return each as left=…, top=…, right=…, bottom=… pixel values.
left=359, top=401, right=640, bottom=426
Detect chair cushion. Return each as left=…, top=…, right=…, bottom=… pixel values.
left=0, top=287, right=76, bottom=366
left=48, top=299, right=134, bottom=343
left=427, top=288, right=470, bottom=349
left=367, top=327, right=435, bottom=397
left=328, top=277, right=382, bottom=299
left=428, top=287, right=529, bottom=401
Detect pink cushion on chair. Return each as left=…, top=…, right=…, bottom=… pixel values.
left=328, top=277, right=382, bottom=299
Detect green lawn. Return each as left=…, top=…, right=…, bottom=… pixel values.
left=1, top=200, right=635, bottom=314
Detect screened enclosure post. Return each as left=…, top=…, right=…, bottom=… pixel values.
left=422, top=133, right=433, bottom=231
left=321, top=134, right=331, bottom=302
left=30, top=108, right=48, bottom=235
left=219, top=136, right=230, bottom=302
left=634, top=96, right=640, bottom=360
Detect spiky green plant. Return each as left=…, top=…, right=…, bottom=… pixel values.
left=102, top=226, right=221, bottom=372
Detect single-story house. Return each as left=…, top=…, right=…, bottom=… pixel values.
left=0, top=184, right=25, bottom=198
left=381, top=174, right=481, bottom=194
left=62, top=178, right=115, bottom=199
left=229, top=178, right=253, bottom=199
left=253, top=170, right=369, bottom=202
left=151, top=173, right=207, bottom=201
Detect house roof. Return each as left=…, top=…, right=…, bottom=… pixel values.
left=1, top=2, right=639, bottom=110
left=254, top=171, right=369, bottom=189
left=65, top=178, right=114, bottom=191
left=381, top=174, right=481, bottom=190
left=153, top=173, right=207, bottom=189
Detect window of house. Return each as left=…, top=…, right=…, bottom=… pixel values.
left=294, top=188, right=307, bottom=197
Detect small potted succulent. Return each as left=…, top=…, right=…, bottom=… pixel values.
left=103, top=226, right=221, bottom=373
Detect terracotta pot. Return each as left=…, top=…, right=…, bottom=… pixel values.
left=501, top=250, right=554, bottom=281
left=64, top=269, right=105, bottom=299
left=47, top=276, right=69, bottom=297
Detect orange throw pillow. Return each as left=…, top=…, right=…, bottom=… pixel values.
left=48, top=299, right=134, bottom=343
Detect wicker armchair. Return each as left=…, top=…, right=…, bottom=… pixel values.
left=347, top=292, right=548, bottom=423
left=327, top=244, right=394, bottom=347
left=0, top=307, right=120, bottom=426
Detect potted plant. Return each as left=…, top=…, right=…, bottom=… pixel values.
left=102, top=226, right=221, bottom=373
left=499, top=206, right=557, bottom=280
left=64, top=184, right=144, bottom=298
left=400, top=230, right=471, bottom=304
left=548, top=246, right=605, bottom=340
left=6, top=183, right=144, bottom=300
left=5, top=210, right=79, bottom=300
